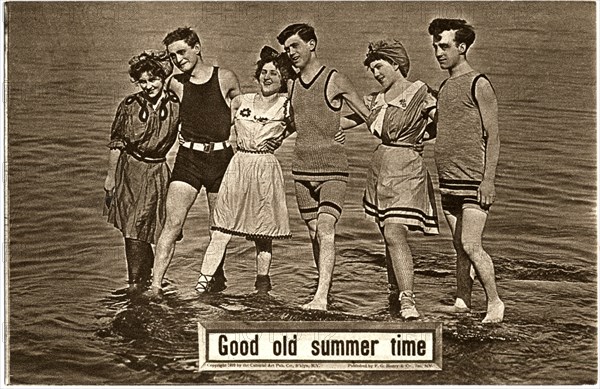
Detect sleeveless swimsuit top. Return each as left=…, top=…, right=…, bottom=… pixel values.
left=177, top=67, right=230, bottom=143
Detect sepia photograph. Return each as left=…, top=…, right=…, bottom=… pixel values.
left=4, top=1, right=597, bottom=385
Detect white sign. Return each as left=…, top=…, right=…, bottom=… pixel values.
left=198, top=321, right=442, bottom=371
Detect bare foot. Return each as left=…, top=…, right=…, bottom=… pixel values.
left=436, top=298, right=471, bottom=313
left=435, top=305, right=469, bottom=314
left=453, top=297, right=471, bottom=313
left=301, top=298, right=327, bottom=311
left=482, top=299, right=504, bottom=323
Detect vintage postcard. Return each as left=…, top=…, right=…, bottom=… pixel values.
left=3, top=1, right=597, bottom=386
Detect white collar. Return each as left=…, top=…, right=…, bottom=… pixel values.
left=374, top=80, right=424, bottom=109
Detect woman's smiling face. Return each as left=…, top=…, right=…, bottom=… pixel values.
left=259, top=62, right=282, bottom=96
left=137, top=71, right=164, bottom=100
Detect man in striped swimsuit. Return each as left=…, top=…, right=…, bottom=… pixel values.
left=277, top=24, right=368, bottom=311
left=430, top=19, right=504, bottom=323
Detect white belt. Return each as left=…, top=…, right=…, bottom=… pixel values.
left=178, top=133, right=230, bottom=153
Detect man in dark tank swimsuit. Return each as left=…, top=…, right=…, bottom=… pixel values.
left=149, top=27, right=241, bottom=297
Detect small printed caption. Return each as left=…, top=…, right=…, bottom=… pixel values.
left=198, top=321, right=442, bottom=371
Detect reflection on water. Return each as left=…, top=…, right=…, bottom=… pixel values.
left=6, top=1, right=597, bottom=385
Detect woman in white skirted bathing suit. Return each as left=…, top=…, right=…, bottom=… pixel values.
left=345, top=39, right=439, bottom=319
left=195, top=46, right=296, bottom=294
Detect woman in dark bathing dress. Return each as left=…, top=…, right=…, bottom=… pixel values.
left=104, top=50, right=180, bottom=292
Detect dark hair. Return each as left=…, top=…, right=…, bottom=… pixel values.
left=277, top=23, right=317, bottom=46
left=428, top=19, right=476, bottom=51
left=129, top=57, right=167, bottom=82
left=163, top=27, right=201, bottom=48
left=254, top=46, right=296, bottom=93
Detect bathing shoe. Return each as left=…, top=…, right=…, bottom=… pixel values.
left=254, top=275, right=272, bottom=294
left=211, top=266, right=227, bottom=292
left=211, top=274, right=227, bottom=293
left=195, top=274, right=214, bottom=293
left=399, top=291, right=420, bottom=320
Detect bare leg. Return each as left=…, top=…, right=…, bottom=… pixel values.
left=150, top=181, right=198, bottom=294
left=443, top=210, right=474, bottom=312
left=206, top=192, right=227, bottom=286
left=460, top=208, right=504, bottom=323
left=302, top=213, right=337, bottom=311
left=304, top=219, right=319, bottom=268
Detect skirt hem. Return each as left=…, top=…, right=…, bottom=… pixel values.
left=211, top=226, right=292, bottom=240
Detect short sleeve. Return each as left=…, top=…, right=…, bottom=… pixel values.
left=108, top=101, right=126, bottom=149
left=423, top=88, right=436, bottom=110
left=363, top=93, right=378, bottom=111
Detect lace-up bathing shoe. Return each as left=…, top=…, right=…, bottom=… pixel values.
left=195, top=274, right=214, bottom=293
left=399, top=291, right=420, bottom=320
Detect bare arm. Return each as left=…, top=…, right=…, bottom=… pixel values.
left=228, top=95, right=242, bottom=149
left=168, top=75, right=184, bottom=101
left=219, top=68, right=242, bottom=107
left=475, top=78, right=500, bottom=208
left=329, top=72, right=369, bottom=121
left=340, top=113, right=366, bottom=130
left=258, top=97, right=295, bottom=152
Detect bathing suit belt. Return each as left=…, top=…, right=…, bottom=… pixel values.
left=237, top=147, right=273, bottom=154
left=381, top=142, right=416, bottom=148
left=178, top=132, right=230, bottom=153
left=124, top=142, right=166, bottom=163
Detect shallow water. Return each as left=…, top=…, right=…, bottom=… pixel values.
left=6, top=1, right=597, bottom=385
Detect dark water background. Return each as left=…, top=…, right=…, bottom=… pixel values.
left=6, top=1, right=597, bottom=385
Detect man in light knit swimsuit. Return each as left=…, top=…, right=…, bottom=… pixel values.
left=429, top=19, right=504, bottom=323
left=277, top=23, right=368, bottom=311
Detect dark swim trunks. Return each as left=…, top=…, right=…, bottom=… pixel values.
left=170, top=146, right=233, bottom=193
left=441, top=193, right=490, bottom=215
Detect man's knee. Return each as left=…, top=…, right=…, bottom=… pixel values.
left=304, top=219, right=318, bottom=237
left=316, top=214, right=336, bottom=242
left=164, top=209, right=186, bottom=231
left=461, top=241, right=483, bottom=258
